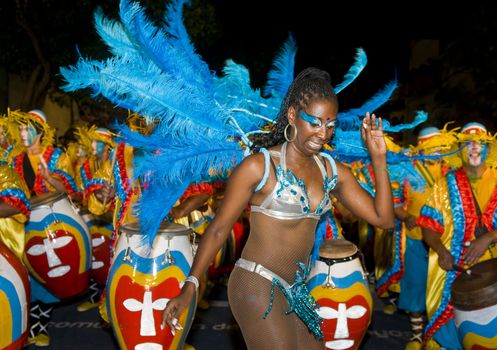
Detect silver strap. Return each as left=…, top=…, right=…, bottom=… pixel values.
left=235, top=258, right=290, bottom=289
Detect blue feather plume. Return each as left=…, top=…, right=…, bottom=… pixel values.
left=263, top=34, right=297, bottom=98
left=383, top=111, right=428, bottom=132
left=334, top=48, right=367, bottom=94
left=338, top=80, right=398, bottom=130
left=93, top=7, right=134, bottom=57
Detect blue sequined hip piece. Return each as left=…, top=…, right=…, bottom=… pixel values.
left=235, top=258, right=324, bottom=339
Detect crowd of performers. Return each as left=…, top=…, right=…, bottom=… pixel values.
left=2, top=108, right=497, bottom=350
left=3, top=1, right=497, bottom=350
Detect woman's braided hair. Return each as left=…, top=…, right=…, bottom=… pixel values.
left=251, top=67, right=337, bottom=150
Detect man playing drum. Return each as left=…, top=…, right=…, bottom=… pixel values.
left=8, top=109, right=81, bottom=347
left=419, top=122, right=497, bottom=350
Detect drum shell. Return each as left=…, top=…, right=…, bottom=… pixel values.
left=106, top=222, right=196, bottom=350
left=0, top=242, right=30, bottom=350
left=80, top=212, right=113, bottom=285
left=451, top=258, right=497, bottom=349
left=23, top=192, right=91, bottom=299
left=307, top=240, right=372, bottom=350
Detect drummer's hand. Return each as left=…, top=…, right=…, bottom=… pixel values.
left=38, top=162, right=52, bottom=181
left=161, top=284, right=195, bottom=334
left=95, top=183, right=115, bottom=203
left=463, top=234, right=493, bottom=265
left=404, top=215, right=418, bottom=230
left=437, top=249, right=454, bottom=271
left=170, top=206, right=184, bottom=220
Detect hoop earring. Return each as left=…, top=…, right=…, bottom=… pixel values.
left=284, top=124, right=297, bottom=142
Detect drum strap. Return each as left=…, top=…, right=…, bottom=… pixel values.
left=469, top=186, right=488, bottom=238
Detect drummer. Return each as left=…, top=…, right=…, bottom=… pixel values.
left=75, top=125, right=116, bottom=204
left=394, top=126, right=456, bottom=350
left=85, top=113, right=150, bottom=235
left=419, top=122, right=497, bottom=349
left=9, top=109, right=80, bottom=200
left=7, top=109, right=80, bottom=347
left=75, top=126, right=116, bottom=312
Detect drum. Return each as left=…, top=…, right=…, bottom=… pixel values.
left=451, top=258, right=497, bottom=350
left=79, top=209, right=113, bottom=285
left=0, top=242, right=30, bottom=350
left=106, top=222, right=197, bottom=350
left=306, top=239, right=373, bottom=350
left=23, top=192, right=92, bottom=299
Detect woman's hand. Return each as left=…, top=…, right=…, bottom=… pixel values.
left=361, top=112, right=386, bottom=159
left=161, top=284, right=195, bottom=334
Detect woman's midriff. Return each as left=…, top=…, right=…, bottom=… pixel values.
left=239, top=212, right=318, bottom=283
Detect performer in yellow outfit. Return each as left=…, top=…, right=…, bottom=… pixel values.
left=0, top=164, right=31, bottom=258
left=0, top=113, right=31, bottom=256
left=9, top=109, right=80, bottom=199
left=395, top=126, right=457, bottom=350
left=419, top=122, right=497, bottom=350
left=8, top=109, right=81, bottom=347
left=76, top=126, right=116, bottom=202
left=75, top=126, right=116, bottom=312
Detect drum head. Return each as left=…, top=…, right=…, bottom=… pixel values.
left=451, top=258, right=497, bottom=311
left=320, top=239, right=358, bottom=259
left=30, top=192, right=65, bottom=207
left=120, top=221, right=192, bottom=236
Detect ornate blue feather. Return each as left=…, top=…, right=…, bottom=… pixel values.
left=334, top=48, right=367, bottom=94
left=338, top=80, right=398, bottom=130
left=263, top=34, right=297, bottom=99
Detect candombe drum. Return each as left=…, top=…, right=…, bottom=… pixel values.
left=0, top=242, right=30, bottom=350
left=451, top=258, right=497, bottom=350
left=79, top=209, right=113, bottom=285
left=107, top=222, right=197, bottom=350
left=23, top=192, right=92, bottom=299
left=306, top=239, right=373, bottom=350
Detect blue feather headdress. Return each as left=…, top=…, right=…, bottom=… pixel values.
left=61, top=0, right=257, bottom=246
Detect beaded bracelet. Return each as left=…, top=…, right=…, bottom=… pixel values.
left=185, top=275, right=199, bottom=291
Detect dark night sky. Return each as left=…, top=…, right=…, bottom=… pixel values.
left=4, top=0, right=497, bottom=126
left=200, top=1, right=477, bottom=108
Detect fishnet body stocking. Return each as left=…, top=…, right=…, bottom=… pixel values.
left=228, top=212, right=325, bottom=349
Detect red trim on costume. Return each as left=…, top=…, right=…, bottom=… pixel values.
left=83, top=160, right=93, bottom=182
left=0, top=195, right=30, bottom=218
left=180, top=183, right=214, bottom=201
left=424, top=169, right=478, bottom=342
left=366, top=164, right=376, bottom=185
left=110, top=143, right=134, bottom=252
left=417, top=216, right=444, bottom=235
left=325, top=217, right=333, bottom=239
left=85, top=183, right=103, bottom=199
left=481, top=183, right=497, bottom=231
left=13, top=153, right=25, bottom=183
left=52, top=172, right=81, bottom=199
left=455, top=169, right=479, bottom=243
left=376, top=223, right=405, bottom=297
left=211, top=181, right=226, bottom=190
